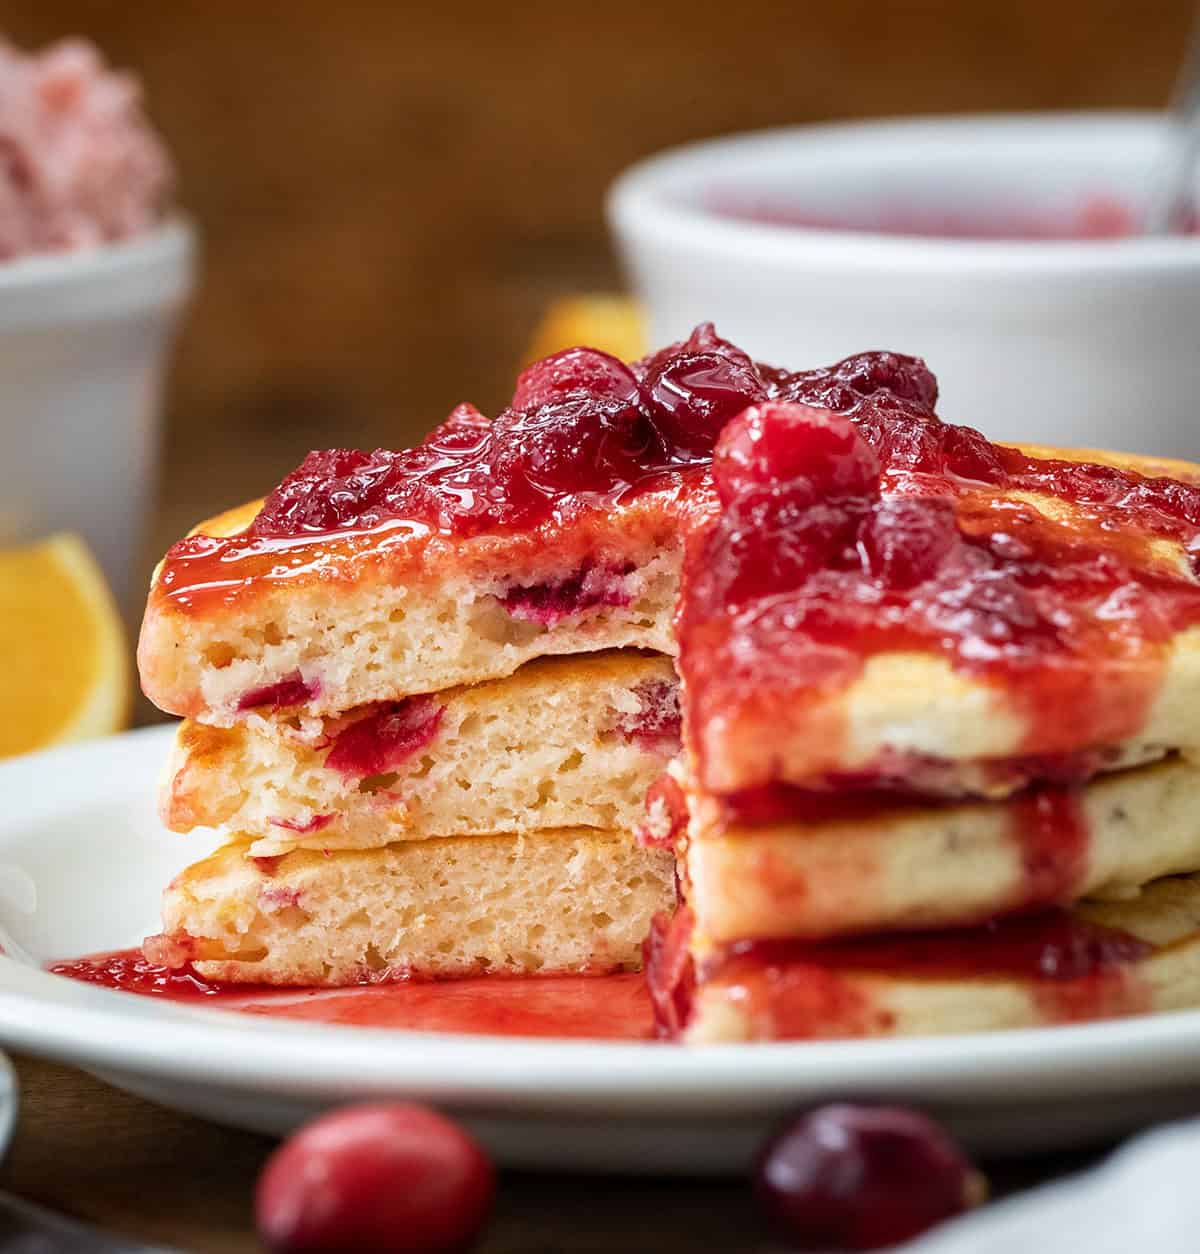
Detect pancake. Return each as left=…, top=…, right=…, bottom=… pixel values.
left=148, top=828, right=675, bottom=985
left=136, top=329, right=1200, bottom=1013
left=162, top=652, right=679, bottom=855
left=138, top=489, right=691, bottom=726
left=650, top=873, right=1200, bottom=1043
left=679, top=429, right=1200, bottom=797
left=682, top=754, right=1200, bottom=942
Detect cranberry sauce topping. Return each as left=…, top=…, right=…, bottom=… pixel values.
left=717, top=910, right=1150, bottom=984
left=614, top=678, right=683, bottom=752
left=324, top=696, right=444, bottom=779
left=681, top=395, right=1200, bottom=783
left=697, top=914, right=1151, bottom=1040
left=237, top=672, right=320, bottom=712
left=155, top=328, right=934, bottom=609
left=499, top=562, right=634, bottom=626
left=721, top=777, right=1093, bottom=915
left=717, top=746, right=1133, bottom=819
left=643, top=909, right=696, bottom=1039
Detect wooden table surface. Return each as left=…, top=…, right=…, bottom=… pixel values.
left=3, top=1052, right=1106, bottom=1253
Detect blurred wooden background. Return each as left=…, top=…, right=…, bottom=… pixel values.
left=7, top=0, right=1196, bottom=570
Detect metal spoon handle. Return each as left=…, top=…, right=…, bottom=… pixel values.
left=1144, top=7, right=1200, bottom=234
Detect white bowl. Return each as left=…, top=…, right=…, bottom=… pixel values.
left=0, top=220, right=195, bottom=606
left=609, top=112, right=1200, bottom=458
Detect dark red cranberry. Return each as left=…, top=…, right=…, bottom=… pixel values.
left=641, top=323, right=768, bottom=454
left=422, top=403, right=491, bottom=452
left=859, top=496, right=960, bottom=589
left=713, top=403, right=880, bottom=506
left=256, top=1103, right=495, bottom=1254
left=498, top=563, right=633, bottom=627
left=755, top=1104, right=982, bottom=1250
left=512, top=346, right=642, bottom=412
left=642, top=908, right=696, bottom=1038
left=254, top=448, right=430, bottom=537
left=767, top=350, right=938, bottom=414
left=488, top=395, right=657, bottom=502
left=324, top=697, right=445, bottom=779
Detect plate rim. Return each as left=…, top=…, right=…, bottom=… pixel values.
left=5, top=728, right=1200, bottom=1118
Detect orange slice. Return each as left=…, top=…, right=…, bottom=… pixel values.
left=0, top=533, right=129, bottom=758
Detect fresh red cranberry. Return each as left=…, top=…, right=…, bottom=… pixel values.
left=256, top=1103, right=495, bottom=1254
left=640, top=323, right=768, bottom=454
left=511, top=346, right=642, bottom=412
left=859, top=496, right=960, bottom=589
left=755, top=1104, right=982, bottom=1250
left=713, top=403, right=880, bottom=506
left=324, top=697, right=445, bottom=779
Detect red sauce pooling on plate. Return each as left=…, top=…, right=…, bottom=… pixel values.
left=47, top=951, right=655, bottom=1040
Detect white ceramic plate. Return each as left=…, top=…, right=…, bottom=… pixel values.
left=1, top=728, right=1200, bottom=1174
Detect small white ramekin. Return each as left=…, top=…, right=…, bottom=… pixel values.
left=0, top=219, right=195, bottom=606
left=609, top=112, right=1200, bottom=458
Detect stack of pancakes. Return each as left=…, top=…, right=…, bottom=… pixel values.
left=138, top=328, right=1200, bottom=1041
left=140, top=499, right=688, bottom=981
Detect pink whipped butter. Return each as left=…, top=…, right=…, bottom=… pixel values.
left=0, top=38, right=173, bottom=260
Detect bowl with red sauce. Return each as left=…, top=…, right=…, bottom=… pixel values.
left=609, top=111, right=1200, bottom=458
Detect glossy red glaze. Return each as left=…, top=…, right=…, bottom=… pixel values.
left=682, top=382, right=1200, bottom=784
left=719, top=777, right=1092, bottom=910
left=1010, top=786, right=1090, bottom=908
left=49, top=950, right=228, bottom=999
left=149, top=330, right=915, bottom=616
left=644, top=907, right=1151, bottom=1039
left=642, top=911, right=695, bottom=1039
left=48, top=951, right=656, bottom=1040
